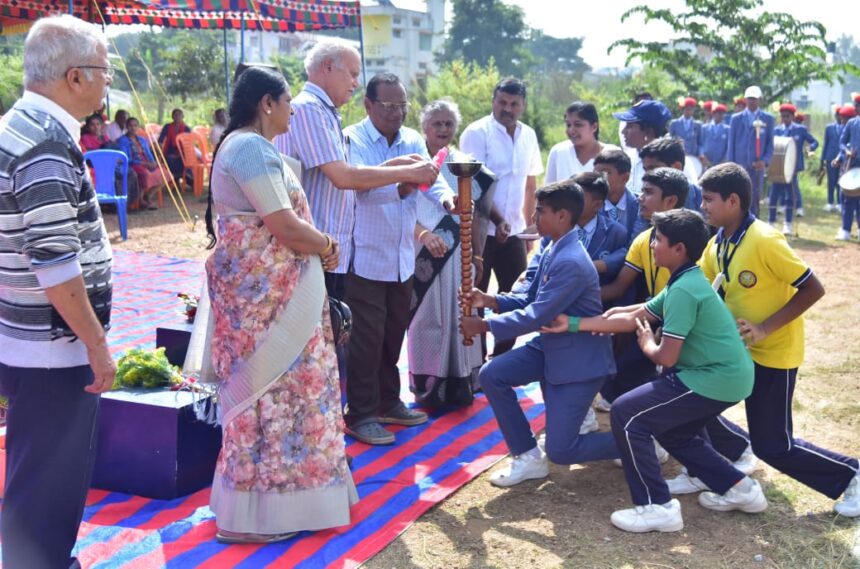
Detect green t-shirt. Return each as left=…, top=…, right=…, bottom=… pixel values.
left=645, top=265, right=753, bottom=403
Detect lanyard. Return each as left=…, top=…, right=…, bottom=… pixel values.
left=715, top=213, right=755, bottom=294
left=648, top=228, right=659, bottom=298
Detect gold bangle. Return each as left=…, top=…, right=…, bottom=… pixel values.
left=320, top=234, right=333, bottom=256
left=474, top=255, right=484, bottom=261
left=418, top=229, right=430, bottom=240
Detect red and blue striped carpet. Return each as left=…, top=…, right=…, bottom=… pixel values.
left=45, top=251, right=546, bottom=568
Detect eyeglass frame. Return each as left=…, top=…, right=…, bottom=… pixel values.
left=72, top=65, right=116, bottom=80
left=370, top=99, right=411, bottom=113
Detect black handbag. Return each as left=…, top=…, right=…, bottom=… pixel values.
left=328, top=297, right=352, bottom=347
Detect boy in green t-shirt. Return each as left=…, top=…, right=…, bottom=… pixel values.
left=543, top=209, right=766, bottom=533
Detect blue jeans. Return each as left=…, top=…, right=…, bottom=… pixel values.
left=479, top=344, right=619, bottom=464
left=842, top=195, right=860, bottom=233
left=769, top=182, right=794, bottom=223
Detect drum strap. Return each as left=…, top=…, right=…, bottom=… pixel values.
left=715, top=213, right=756, bottom=298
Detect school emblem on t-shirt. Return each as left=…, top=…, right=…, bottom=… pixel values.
left=738, top=270, right=757, bottom=288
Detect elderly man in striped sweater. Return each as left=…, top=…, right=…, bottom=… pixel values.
left=0, top=15, right=116, bottom=569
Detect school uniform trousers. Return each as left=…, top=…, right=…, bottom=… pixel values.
left=701, top=365, right=859, bottom=499
left=611, top=372, right=746, bottom=506
left=478, top=235, right=528, bottom=356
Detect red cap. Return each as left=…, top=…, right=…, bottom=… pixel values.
left=839, top=105, right=857, bottom=118
left=795, top=112, right=805, bottom=121
left=680, top=97, right=697, bottom=108
left=702, top=100, right=713, bottom=111
left=713, top=103, right=728, bottom=113
left=854, top=94, right=860, bottom=104
left=734, top=97, right=746, bottom=106
left=779, top=103, right=797, bottom=114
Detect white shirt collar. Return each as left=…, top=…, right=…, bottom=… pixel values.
left=19, top=91, right=82, bottom=143
left=489, top=114, right=521, bottom=138
left=605, top=195, right=627, bottom=211
left=578, top=215, right=598, bottom=236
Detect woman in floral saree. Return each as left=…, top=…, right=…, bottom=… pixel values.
left=202, top=66, right=357, bottom=544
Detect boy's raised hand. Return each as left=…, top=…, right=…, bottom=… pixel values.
left=540, top=314, right=569, bottom=334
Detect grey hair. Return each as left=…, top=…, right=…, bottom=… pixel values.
left=420, top=99, right=462, bottom=131
left=24, top=15, right=107, bottom=88
left=303, top=40, right=360, bottom=74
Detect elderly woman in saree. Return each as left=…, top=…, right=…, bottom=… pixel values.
left=202, top=66, right=357, bottom=544
left=407, top=100, right=497, bottom=407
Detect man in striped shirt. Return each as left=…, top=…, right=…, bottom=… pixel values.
left=0, top=15, right=116, bottom=568
left=275, top=41, right=439, bottom=301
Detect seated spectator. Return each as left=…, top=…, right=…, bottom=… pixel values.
left=80, top=114, right=111, bottom=151
left=211, top=108, right=227, bottom=147
left=158, top=107, right=191, bottom=184
left=118, top=117, right=170, bottom=210
left=105, top=109, right=128, bottom=142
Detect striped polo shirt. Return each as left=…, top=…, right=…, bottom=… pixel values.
left=0, top=91, right=112, bottom=368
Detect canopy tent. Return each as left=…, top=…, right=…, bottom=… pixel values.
left=0, top=0, right=360, bottom=32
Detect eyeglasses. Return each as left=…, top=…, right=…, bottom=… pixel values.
left=373, top=100, right=410, bottom=113
left=74, top=65, right=116, bottom=80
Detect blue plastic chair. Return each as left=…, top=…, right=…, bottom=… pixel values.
left=85, top=149, right=129, bottom=241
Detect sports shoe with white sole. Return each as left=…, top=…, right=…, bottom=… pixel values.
left=666, top=469, right=710, bottom=494
left=836, top=229, right=851, bottom=241
left=489, top=449, right=549, bottom=487
left=834, top=472, right=860, bottom=517
left=610, top=499, right=684, bottom=533
left=824, top=203, right=834, bottom=212
left=782, top=222, right=793, bottom=236
left=579, top=407, right=599, bottom=434
left=795, top=207, right=804, bottom=217
left=732, top=445, right=759, bottom=475
left=698, top=478, right=768, bottom=513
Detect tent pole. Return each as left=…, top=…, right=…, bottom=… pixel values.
left=68, top=0, right=73, bottom=15
left=223, top=27, right=230, bottom=102
left=240, top=13, right=245, bottom=63
left=358, top=11, right=366, bottom=87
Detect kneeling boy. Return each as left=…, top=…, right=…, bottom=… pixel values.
left=544, top=209, right=766, bottom=532
left=461, top=180, right=618, bottom=487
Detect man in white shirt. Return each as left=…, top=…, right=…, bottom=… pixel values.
left=104, top=108, right=127, bottom=141
left=459, top=78, right=543, bottom=356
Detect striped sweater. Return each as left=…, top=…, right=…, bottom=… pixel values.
left=0, top=92, right=112, bottom=368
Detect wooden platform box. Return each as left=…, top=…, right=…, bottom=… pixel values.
left=92, top=389, right=221, bottom=500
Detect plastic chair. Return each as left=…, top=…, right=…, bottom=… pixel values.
left=145, top=123, right=162, bottom=141
left=85, top=149, right=129, bottom=240
left=176, top=132, right=208, bottom=197
left=193, top=129, right=213, bottom=166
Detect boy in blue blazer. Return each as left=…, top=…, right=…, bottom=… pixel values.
left=573, top=172, right=629, bottom=285
left=461, top=180, right=618, bottom=487
left=594, top=149, right=645, bottom=243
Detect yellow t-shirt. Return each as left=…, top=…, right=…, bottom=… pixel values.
left=700, top=219, right=811, bottom=369
left=624, top=227, right=671, bottom=298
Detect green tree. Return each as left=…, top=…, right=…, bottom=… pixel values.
left=528, top=31, right=589, bottom=78
left=438, top=0, right=531, bottom=77
left=161, top=33, right=226, bottom=102
left=270, top=53, right=306, bottom=88
left=833, top=35, right=860, bottom=101
left=0, top=53, right=23, bottom=114
left=609, top=0, right=858, bottom=104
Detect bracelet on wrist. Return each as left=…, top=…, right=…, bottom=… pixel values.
left=418, top=229, right=429, bottom=241
left=473, top=255, right=484, bottom=262
left=320, top=234, right=333, bottom=256
left=567, top=316, right=581, bottom=333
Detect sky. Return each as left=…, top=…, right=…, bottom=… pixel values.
left=504, top=0, right=854, bottom=70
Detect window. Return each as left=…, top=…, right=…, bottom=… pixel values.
left=412, top=17, right=421, bottom=27
left=419, top=33, right=432, bottom=51
left=418, top=62, right=428, bottom=70
left=393, top=16, right=401, bottom=24
left=278, top=37, right=291, bottom=53
left=393, top=29, right=402, bottom=38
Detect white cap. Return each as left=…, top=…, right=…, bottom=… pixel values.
left=744, top=86, right=763, bottom=99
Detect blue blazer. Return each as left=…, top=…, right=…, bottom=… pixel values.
left=588, top=214, right=630, bottom=284
left=604, top=189, right=642, bottom=243
left=488, top=230, right=616, bottom=385
left=728, top=109, right=775, bottom=168
left=700, top=121, right=729, bottom=164
left=669, top=118, right=703, bottom=155
left=685, top=183, right=703, bottom=212
left=822, top=122, right=843, bottom=163
left=840, top=116, right=860, bottom=166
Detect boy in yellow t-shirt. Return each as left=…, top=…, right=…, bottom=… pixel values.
left=679, top=163, right=859, bottom=517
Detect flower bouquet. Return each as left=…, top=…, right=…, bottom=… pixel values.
left=113, top=347, right=185, bottom=390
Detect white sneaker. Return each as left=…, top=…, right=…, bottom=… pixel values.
left=611, top=499, right=684, bottom=533
left=489, top=449, right=549, bottom=487
left=782, top=222, right=793, bottom=235
left=795, top=207, right=804, bottom=217
left=834, top=472, right=860, bottom=517
left=594, top=396, right=612, bottom=413
left=666, top=470, right=710, bottom=494
left=824, top=203, right=834, bottom=212
left=836, top=229, right=851, bottom=241
left=579, top=407, right=599, bottom=434
left=732, top=445, right=759, bottom=475
left=614, top=440, right=670, bottom=467
left=698, top=478, right=768, bottom=513
left=837, top=203, right=843, bottom=212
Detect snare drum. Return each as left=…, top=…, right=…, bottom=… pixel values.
left=839, top=168, right=860, bottom=198
left=767, top=136, right=797, bottom=184
left=686, top=155, right=703, bottom=180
